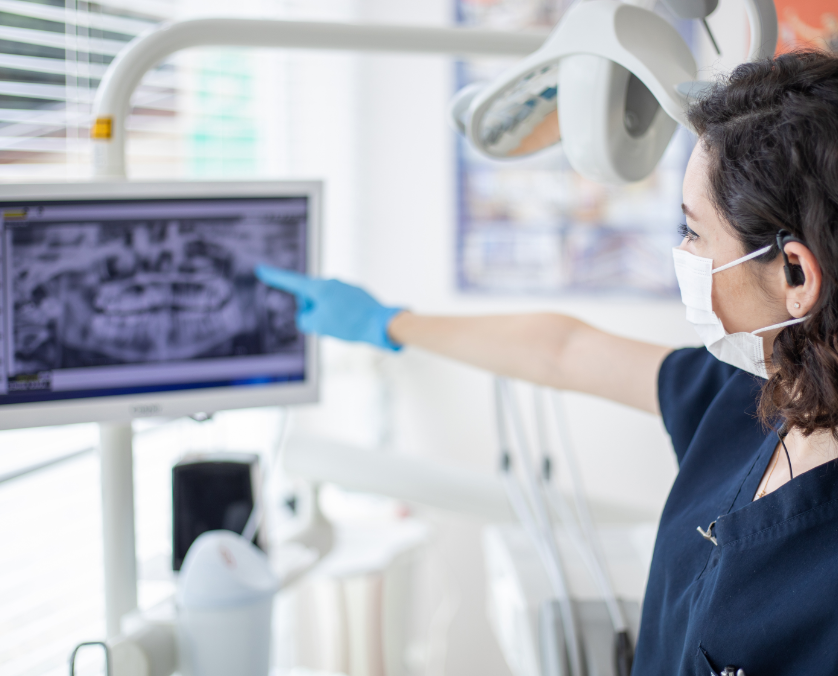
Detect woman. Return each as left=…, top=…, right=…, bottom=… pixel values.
left=258, top=51, right=838, bottom=675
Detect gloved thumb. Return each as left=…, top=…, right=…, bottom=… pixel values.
left=297, top=308, right=317, bottom=334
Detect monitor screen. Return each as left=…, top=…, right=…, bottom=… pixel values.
left=0, top=181, right=319, bottom=427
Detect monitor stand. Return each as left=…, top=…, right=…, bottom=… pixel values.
left=100, top=421, right=138, bottom=638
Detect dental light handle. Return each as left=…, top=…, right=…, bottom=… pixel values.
left=496, top=379, right=584, bottom=676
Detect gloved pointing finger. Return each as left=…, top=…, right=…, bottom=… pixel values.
left=254, top=265, right=318, bottom=302
left=254, top=266, right=405, bottom=352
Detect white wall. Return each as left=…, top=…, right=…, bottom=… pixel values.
left=291, top=0, right=763, bottom=672
left=291, top=1, right=702, bottom=674
left=350, top=0, right=698, bottom=505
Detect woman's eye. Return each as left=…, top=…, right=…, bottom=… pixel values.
left=678, top=222, right=699, bottom=241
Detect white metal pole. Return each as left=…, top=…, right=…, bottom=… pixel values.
left=90, top=19, right=547, bottom=178
left=99, top=421, right=138, bottom=638
left=89, top=18, right=544, bottom=639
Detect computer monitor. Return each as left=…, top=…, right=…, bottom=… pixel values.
left=0, top=180, right=320, bottom=430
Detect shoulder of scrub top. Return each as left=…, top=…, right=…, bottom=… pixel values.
left=658, top=347, right=741, bottom=464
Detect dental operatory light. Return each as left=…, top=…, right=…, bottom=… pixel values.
left=448, top=0, right=778, bottom=184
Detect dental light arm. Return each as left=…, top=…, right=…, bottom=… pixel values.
left=91, top=19, right=546, bottom=178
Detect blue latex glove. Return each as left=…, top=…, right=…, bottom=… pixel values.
left=254, top=265, right=404, bottom=351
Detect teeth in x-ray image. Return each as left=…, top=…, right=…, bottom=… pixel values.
left=59, top=273, right=253, bottom=363
left=93, top=275, right=232, bottom=315
left=10, top=217, right=304, bottom=372
left=86, top=306, right=244, bottom=362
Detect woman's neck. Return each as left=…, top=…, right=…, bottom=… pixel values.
left=784, top=427, right=838, bottom=477
left=754, top=426, right=838, bottom=500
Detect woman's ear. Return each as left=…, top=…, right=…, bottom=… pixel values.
left=783, top=242, right=821, bottom=316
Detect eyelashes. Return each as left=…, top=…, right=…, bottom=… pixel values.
left=678, top=222, right=699, bottom=241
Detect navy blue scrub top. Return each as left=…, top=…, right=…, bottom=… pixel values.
left=632, top=347, right=838, bottom=676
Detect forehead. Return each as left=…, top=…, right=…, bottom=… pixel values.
left=683, top=142, right=711, bottom=209
left=681, top=142, right=748, bottom=258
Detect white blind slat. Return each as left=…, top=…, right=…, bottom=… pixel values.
left=0, top=80, right=83, bottom=101
left=0, top=52, right=109, bottom=77
left=0, top=137, right=183, bottom=157
left=0, top=85, right=177, bottom=117
left=0, top=24, right=128, bottom=56
left=0, top=0, right=155, bottom=37
left=0, top=0, right=280, bottom=183
left=0, top=59, right=180, bottom=105
left=0, top=107, right=66, bottom=125
left=85, top=0, right=176, bottom=21
left=0, top=108, right=252, bottom=128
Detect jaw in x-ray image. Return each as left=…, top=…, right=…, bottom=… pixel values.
left=10, top=215, right=304, bottom=375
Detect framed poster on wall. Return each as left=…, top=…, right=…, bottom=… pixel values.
left=454, top=0, right=695, bottom=297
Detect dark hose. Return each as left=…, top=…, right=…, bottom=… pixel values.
left=615, top=630, right=634, bottom=676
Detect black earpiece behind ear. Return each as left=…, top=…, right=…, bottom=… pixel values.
left=776, top=229, right=806, bottom=287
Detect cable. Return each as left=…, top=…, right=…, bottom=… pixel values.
left=533, top=389, right=599, bottom=576
left=778, top=423, right=794, bottom=480
left=495, top=378, right=584, bottom=676
left=549, top=391, right=633, bottom=676
left=243, top=407, right=292, bottom=544
left=542, top=390, right=626, bottom=632
left=535, top=389, right=626, bottom=648
left=241, top=501, right=262, bottom=544
left=424, top=546, right=462, bottom=676
left=270, top=406, right=293, bottom=470
left=69, top=641, right=111, bottom=676
left=495, top=383, right=548, bottom=559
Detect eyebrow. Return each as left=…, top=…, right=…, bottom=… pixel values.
left=681, top=203, right=698, bottom=221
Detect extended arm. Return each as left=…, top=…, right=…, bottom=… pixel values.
left=254, top=266, right=670, bottom=415
left=388, top=312, right=669, bottom=414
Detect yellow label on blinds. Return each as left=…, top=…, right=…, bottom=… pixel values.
left=91, top=117, right=113, bottom=140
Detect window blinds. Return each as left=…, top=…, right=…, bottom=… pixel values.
left=0, top=0, right=176, bottom=180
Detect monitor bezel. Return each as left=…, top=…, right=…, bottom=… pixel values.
left=0, top=179, right=321, bottom=430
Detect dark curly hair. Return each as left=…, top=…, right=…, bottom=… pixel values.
left=687, top=50, right=838, bottom=438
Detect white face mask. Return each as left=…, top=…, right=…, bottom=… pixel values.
left=672, top=245, right=807, bottom=379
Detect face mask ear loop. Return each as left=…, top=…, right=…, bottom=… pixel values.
left=711, top=245, right=773, bottom=274
left=751, top=315, right=809, bottom=335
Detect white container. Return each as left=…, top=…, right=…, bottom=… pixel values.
left=177, top=531, right=278, bottom=676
